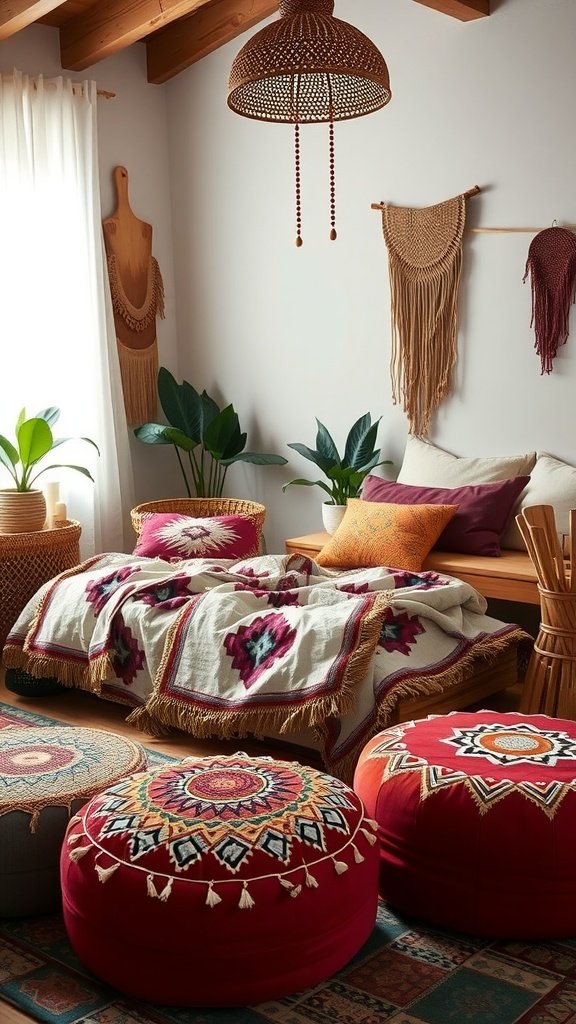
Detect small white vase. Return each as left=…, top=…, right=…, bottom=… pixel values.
left=322, top=502, right=347, bottom=535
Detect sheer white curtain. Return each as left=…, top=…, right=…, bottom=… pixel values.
left=0, top=70, right=134, bottom=555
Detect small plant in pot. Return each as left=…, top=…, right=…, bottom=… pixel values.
left=0, top=407, right=99, bottom=534
left=134, top=367, right=287, bottom=498
left=283, top=413, right=392, bottom=534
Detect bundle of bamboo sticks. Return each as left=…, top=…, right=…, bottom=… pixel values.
left=518, top=504, right=576, bottom=718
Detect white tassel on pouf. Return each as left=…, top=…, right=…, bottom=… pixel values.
left=305, top=868, right=319, bottom=888
left=238, top=882, right=255, bottom=909
left=95, top=862, right=120, bottom=884
left=69, top=846, right=91, bottom=862
left=206, top=882, right=222, bottom=908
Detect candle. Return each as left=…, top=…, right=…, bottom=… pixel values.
left=43, top=481, right=59, bottom=528
left=53, top=501, right=67, bottom=525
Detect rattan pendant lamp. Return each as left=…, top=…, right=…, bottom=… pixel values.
left=227, top=0, right=391, bottom=246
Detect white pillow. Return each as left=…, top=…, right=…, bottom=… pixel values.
left=502, top=453, right=576, bottom=550
left=398, top=436, right=537, bottom=488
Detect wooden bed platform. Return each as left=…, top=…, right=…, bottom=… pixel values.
left=285, top=533, right=540, bottom=605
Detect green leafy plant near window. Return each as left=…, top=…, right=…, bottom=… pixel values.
left=0, top=407, right=99, bottom=491
left=134, top=367, right=287, bottom=499
left=282, top=413, right=392, bottom=504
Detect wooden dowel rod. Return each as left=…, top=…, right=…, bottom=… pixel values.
left=470, top=224, right=576, bottom=234
left=370, top=185, right=482, bottom=213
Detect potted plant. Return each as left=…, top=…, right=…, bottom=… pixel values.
left=134, top=367, right=287, bottom=498
left=283, top=413, right=392, bottom=533
left=0, top=407, right=99, bottom=534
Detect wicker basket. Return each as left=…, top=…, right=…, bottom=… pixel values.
left=130, top=498, right=266, bottom=540
left=0, top=520, right=81, bottom=649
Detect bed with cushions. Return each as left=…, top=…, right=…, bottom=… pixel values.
left=3, top=487, right=533, bottom=782
left=353, top=437, right=576, bottom=605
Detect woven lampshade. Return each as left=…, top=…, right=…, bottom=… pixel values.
left=228, top=0, right=391, bottom=244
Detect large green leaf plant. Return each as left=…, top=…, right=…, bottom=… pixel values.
left=0, top=407, right=99, bottom=491
left=283, top=414, right=392, bottom=505
left=134, top=367, right=287, bottom=498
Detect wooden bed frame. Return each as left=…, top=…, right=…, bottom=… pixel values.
left=285, top=533, right=540, bottom=605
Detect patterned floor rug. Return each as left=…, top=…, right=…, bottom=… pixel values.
left=2, top=701, right=576, bottom=1024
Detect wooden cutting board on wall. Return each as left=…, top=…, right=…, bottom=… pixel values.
left=102, top=166, right=165, bottom=424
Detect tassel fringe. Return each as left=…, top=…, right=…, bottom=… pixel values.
left=206, top=883, right=222, bottom=908
left=158, top=877, right=173, bottom=902
left=352, top=844, right=365, bottom=864
left=333, top=859, right=348, bottom=875
left=361, top=829, right=378, bottom=846
left=69, top=845, right=91, bottom=863
left=238, top=882, right=255, bottom=910
left=147, top=874, right=159, bottom=899
left=95, top=862, right=120, bottom=883
left=305, top=869, right=319, bottom=889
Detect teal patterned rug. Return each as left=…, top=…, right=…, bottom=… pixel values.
left=1, top=700, right=576, bottom=1024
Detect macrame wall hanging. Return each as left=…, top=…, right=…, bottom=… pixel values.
left=523, top=225, right=576, bottom=375
left=374, top=187, right=480, bottom=438
left=103, top=166, right=165, bottom=426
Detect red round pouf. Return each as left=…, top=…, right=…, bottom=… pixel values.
left=61, top=752, right=380, bottom=1007
left=354, top=710, right=576, bottom=939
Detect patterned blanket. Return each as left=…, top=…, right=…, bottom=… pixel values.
left=3, top=552, right=528, bottom=780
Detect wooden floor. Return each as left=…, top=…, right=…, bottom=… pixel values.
left=0, top=669, right=521, bottom=1024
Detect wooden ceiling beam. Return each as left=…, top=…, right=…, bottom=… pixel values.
left=411, top=0, right=489, bottom=20
left=147, top=0, right=279, bottom=85
left=59, top=0, right=214, bottom=72
left=0, top=0, right=68, bottom=39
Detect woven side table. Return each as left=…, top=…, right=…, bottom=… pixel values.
left=0, top=520, right=81, bottom=648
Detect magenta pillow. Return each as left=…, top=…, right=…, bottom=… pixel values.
left=133, top=512, right=260, bottom=561
left=361, top=476, right=530, bottom=556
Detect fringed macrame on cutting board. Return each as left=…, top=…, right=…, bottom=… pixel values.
left=103, top=166, right=165, bottom=426
left=523, top=225, right=576, bottom=375
left=378, top=191, right=471, bottom=437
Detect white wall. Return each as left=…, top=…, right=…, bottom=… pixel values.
left=0, top=25, right=183, bottom=511
left=164, top=0, right=576, bottom=553
left=3, top=2, right=575, bottom=556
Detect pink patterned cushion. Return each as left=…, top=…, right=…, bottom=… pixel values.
left=133, top=512, right=260, bottom=561
left=361, top=476, right=530, bottom=557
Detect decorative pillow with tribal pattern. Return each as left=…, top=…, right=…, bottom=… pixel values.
left=133, top=512, right=260, bottom=561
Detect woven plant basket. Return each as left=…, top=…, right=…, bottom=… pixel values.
left=0, top=520, right=81, bottom=649
left=130, top=498, right=266, bottom=541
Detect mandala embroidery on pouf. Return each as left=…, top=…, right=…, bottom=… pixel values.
left=65, top=755, right=378, bottom=907
left=367, top=719, right=576, bottom=817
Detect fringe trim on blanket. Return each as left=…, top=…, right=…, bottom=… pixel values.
left=323, top=627, right=532, bottom=782
left=1, top=645, right=106, bottom=695
left=126, top=591, right=392, bottom=747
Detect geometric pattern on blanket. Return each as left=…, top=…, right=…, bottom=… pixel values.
left=3, top=552, right=530, bottom=782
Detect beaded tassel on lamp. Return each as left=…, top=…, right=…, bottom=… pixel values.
left=228, top=0, right=391, bottom=246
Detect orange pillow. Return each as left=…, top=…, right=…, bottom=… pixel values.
left=316, top=498, right=459, bottom=572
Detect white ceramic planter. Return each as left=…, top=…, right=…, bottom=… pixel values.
left=321, top=502, right=347, bottom=535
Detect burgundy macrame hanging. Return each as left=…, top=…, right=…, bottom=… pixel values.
left=523, top=225, right=576, bottom=374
